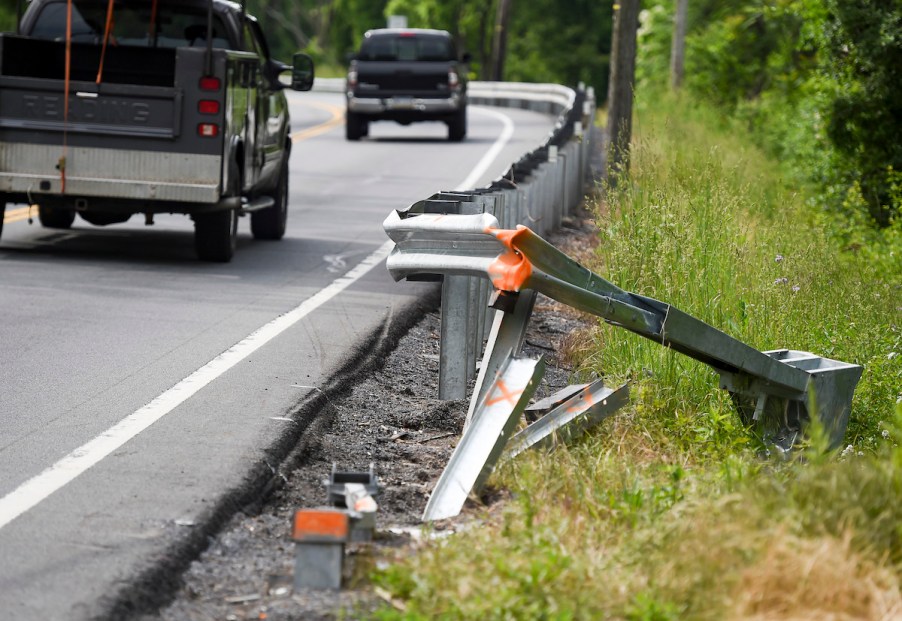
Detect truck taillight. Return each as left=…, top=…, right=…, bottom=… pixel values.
left=198, top=100, right=220, bottom=115
left=198, top=123, right=219, bottom=137
left=448, top=69, right=460, bottom=88
left=347, top=68, right=358, bottom=89
left=199, top=76, right=221, bottom=91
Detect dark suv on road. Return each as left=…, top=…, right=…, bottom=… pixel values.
left=345, top=28, right=469, bottom=141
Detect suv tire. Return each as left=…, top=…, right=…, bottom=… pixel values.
left=346, top=112, right=367, bottom=141
left=448, top=107, right=467, bottom=142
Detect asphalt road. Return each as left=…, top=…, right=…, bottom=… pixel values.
left=0, top=91, right=557, bottom=619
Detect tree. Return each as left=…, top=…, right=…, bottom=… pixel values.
left=489, top=0, right=512, bottom=80
left=605, top=0, right=641, bottom=183
left=670, top=0, right=687, bottom=89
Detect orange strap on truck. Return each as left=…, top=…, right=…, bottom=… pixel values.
left=59, top=0, right=73, bottom=193
left=149, top=0, right=159, bottom=42
left=95, top=0, right=116, bottom=84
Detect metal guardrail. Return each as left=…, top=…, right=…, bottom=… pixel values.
left=387, top=214, right=862, bottom=519
left=332, top=77, right=597, bottom=520
left=386, top=214, right=863, bottom=451
left=313, top=78, right=579, bottom=116
left=374, top=79, right=861, bottom=521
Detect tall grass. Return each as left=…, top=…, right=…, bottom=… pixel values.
left=370, top=92, right=902, bottom=620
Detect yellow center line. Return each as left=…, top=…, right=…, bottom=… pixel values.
left=3, top=206, right=37, bottom=225
left=291, top=100, right=345, bottom=143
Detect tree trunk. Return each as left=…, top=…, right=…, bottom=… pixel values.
left=670, top=0, right=688, bottom=90
left=490, top=0, right=513, bottom=81
left=604, top=0, right=641, bottom=184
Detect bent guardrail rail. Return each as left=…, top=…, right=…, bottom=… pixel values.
left=385, top=212, right=863, bottom=456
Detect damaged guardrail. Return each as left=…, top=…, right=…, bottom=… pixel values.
left=383, top=212, right=863, bottom=520
left=313, top=76, right=597, bottom=397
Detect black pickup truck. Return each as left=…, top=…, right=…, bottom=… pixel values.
left=345, top=28, right=468, bottom=142
left=0, top=0, right=314, bottom=261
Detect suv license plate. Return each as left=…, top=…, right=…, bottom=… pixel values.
left=390, top=97, right=414, bottom=109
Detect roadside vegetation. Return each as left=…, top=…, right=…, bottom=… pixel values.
left=364, top=0, right=902, bottom=615
left=368, top=87, right=901, bottom=620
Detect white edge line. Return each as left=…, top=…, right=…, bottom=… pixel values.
left=0, top=106, right=517, bottom=532
left=0, top=241, right=392, bottom=531
left=454, top=107, right=515, bottom=191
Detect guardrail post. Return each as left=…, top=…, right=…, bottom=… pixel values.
left=467, top=289, right=538, bottom=427
left=439, top=275, right=471, bottom=399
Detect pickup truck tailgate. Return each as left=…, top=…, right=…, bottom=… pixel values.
left=0, top=39, right=224, bottom=203
left=355, top=61, right=452, bottom=97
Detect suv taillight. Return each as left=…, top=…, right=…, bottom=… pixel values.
left=448, top=69, right=460, bottom=89
left=347, top=68, right=358, bottom=89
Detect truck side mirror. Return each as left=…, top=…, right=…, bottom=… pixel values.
left=461, top=52, right=472, bottom=64
left=291, top=53, right=315, bottom=91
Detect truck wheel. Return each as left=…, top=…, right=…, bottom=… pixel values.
left=448, top=108, right=467, bottom=142
left=79, top=211, right=132, bottom=226
left=194, top=208, right=237, bottom=262
left=251, top=158, right=289, bottom=240
left=38, top=205, right=76, bottom=229
left=346, top=112, right=365, bottom=141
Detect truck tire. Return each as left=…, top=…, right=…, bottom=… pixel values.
left=346, top=112, right=366, bottom=141
left=79, top=211, right=132, bottom=226
left=38, top=205, right=76, bottom=229
left=448, top=108, right=467, bottom=142
left=251, top=158, right=288, bottom=240
left=194, top=208, right=237, bottom=262
left=0, top=203, right=5, bottom=241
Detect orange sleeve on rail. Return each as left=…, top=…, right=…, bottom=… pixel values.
left=485, top=225, right=533, bottom=292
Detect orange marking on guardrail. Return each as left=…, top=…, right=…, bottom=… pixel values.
left=485, top=225, right=532, bottom=292
left=485, top=378, right=524, bottom=407
left=566, top=390, right=597, bottom=413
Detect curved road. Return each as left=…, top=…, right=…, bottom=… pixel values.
left=0, top=91, right=557, bottom=619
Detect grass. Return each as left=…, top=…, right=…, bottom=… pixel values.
left=368, top=91, right=902, bottom=620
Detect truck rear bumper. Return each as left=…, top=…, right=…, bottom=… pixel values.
left=0, top=142, right=221, bottom=203
left=347, top=93, right=464, bottom=116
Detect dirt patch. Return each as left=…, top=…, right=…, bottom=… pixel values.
left=146, top=207, right=600, bottom=621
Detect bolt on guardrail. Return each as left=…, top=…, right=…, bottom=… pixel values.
left=386, top=213, right=862, bottom=519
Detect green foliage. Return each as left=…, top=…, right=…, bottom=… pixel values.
left=638, top=0, right=902, bottom=228
left=244, top=1, right=612, bottom=92
left=503, top=0, right=611, bottom=97
left=823, top=1, right=902, bottom=226
left=0, top=0, right=19, bottom=32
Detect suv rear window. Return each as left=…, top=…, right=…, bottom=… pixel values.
left=358, top=34, right=454, bottom=62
